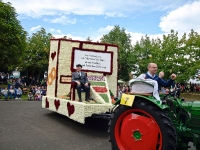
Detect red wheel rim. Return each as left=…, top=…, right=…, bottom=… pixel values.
left=114, top=109, right=163, bottom=150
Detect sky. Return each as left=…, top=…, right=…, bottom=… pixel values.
left=3, top=0, right=200, bottom=44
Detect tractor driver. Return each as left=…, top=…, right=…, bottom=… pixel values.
left=144, top=63, right=177, bottom=91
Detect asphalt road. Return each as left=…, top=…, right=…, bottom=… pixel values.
left=0, top=101, right=196, bottom=150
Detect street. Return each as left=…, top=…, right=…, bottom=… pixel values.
left=0, top=101, right=110, bottom=150
left=0, top=101, right=196, bottom=150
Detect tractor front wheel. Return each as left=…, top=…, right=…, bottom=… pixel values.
left=109, top=99, right=177, bottom=150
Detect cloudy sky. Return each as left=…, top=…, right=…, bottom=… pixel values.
left=3, top=0, right=200, bottom=44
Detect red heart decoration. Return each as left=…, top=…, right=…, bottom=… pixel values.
left=67, top=102, right=75, bottom=116
left=45, top=97, right=49, bottom=108
left=54, top=99, right=60, bottom=111
left=51, top=51, right=56, bottom=61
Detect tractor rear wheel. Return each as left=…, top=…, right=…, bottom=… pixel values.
left=109, top=99, right=177, bottom=150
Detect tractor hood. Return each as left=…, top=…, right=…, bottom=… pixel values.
left=183, top=101, right=200, bottom=135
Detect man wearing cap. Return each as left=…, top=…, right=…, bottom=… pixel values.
left=72, top=64, right=90, bottom=102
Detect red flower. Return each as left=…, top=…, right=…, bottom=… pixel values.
left=93, top=87, right=107, bottom=93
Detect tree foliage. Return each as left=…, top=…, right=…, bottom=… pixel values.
left=0, top=1, right=27, bottom=71
left=132, top=30, right=200, bottom=82
left=100, top=25, right=200, bottom=82
left=100, top=25, right=134, bottom=81
left=86, top=36, right=92, bottom=42
left=22, top=28, right=52, bottom=77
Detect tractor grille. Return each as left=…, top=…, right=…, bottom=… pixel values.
left=190, top=114, right=200, bottom=134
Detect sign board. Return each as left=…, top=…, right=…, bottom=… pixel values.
left=60, top=75, right=72, bottom=83
left=71, top=48, right=113, bottom=74
left=10, top=71, right=20, bottom=78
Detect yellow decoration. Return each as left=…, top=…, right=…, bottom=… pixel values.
left=120, top=94, right=135, bottom=107
left=47, top=67, right=56, bottom=85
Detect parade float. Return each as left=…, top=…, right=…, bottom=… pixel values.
left=42, top=39, right=118, bottom=124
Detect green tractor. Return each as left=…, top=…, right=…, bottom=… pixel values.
left=109, top=81, right=200, bottom=150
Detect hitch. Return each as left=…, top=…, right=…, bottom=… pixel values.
left=91, top=113, right=112, bottom=120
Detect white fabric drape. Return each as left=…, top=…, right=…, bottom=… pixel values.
left=129, top=74, right=161, bottom=101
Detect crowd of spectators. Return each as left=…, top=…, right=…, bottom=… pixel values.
left=178, top=83, right=200, bottom=92
left=0, top=76, right=47, bottom=101
left=117, top=85, right=131, bottom=99
left=117, top=82, right=200, bottom=99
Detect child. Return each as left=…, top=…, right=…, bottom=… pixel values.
left=1, top=88, right=8, bottom=99
left=35, top=87, right=42, bottom=101
left=34, top=93, right=40, bottom=101
left=16, top=87, right=22, bottom=99
left=9, top=86, right=15, bottom=99
left=28, top=92, right=33, bottom=101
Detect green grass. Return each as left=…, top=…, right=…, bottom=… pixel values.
left=21, top=93, right=28, bottom=100
left=180, top=92, right=200, bottom=101
left=0, top=93, right=28, bottom=101
left=0, top=84, right=7, bottom=89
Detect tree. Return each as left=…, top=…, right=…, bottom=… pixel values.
left=184, top=29, right=200, bottom=81
left=100, top=25, right=134, bottom=81
left=86, top=36, right=92, bottom=42
left=22, top=28, right=52, bottom=78
left=0, top=1, right=27, bottom=71
left=132, top=30, right=200, bottom=82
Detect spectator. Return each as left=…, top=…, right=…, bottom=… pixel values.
left=11, top=79, right=16, bottom=89
left=21, top=76, right=26, bottom=87
left=123, top=86, right=130, bottom=93
left=28, top=92, right=33, bottom=101
left=9, top=86, right=15, bottom=99
left=117, top=85, right=122, bottom=99
left=1, top=87, right=9, bottom=99
left=176, top=83, right=181, bottom=98
left=121, top=86, right=125, bottom=93
left=7, top=79, right=12, bottom=89
left=15, top=78, right=21, bottom=89
left=195, top=84, right=200, bottom=92
left=29, top=86, right=36, bottom=95
left=161, top=87, right=166, bottom=93
left=16, top=87, right=22, bottom=99
left=185, top=84, right=190, bottom=92
left=41, top=86, right=46, bottom=96
left=36, top=79, right=40, bottom=87
left=35, top=87, right=42, bottom=101
left=190, top=84, right=194, bottom=92
left=165, top=88, right=170, bottom=93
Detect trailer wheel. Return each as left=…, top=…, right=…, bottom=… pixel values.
left=108, top=99, right=177, bottom=150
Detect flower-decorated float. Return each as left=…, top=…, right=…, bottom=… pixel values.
left=42, top=39, right=118, bottom=123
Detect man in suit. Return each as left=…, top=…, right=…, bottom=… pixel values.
left=145, top=63, right=177, bottom=91
left=72, top=64, right=90, bottom=102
